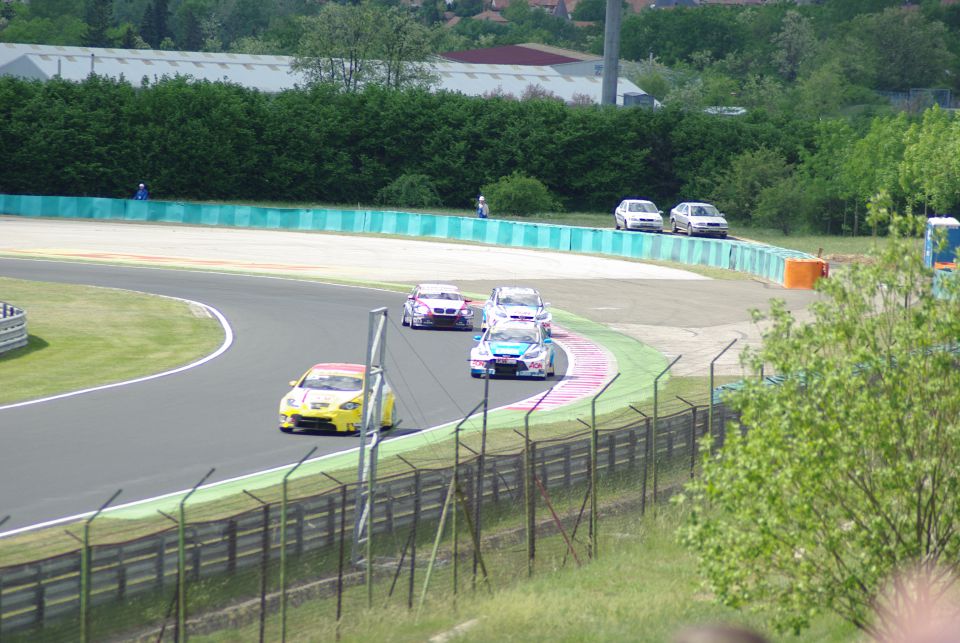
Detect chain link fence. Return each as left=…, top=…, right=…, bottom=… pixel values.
left=0, top=398, right=735, bottom=641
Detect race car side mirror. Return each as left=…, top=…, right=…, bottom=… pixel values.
left=289, top=380, right=297, bottom=387
left=406, top=295, right=414, bottom=300
left=544, top=302, right=551, bottom=307
left=544, top=338, right=553, bottom=344
left=474, top=335, right=481, bottom=340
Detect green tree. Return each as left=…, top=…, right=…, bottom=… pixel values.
left=843, top=7, right=953, bottom=90
left=707, top=146, right=792, bottom=224
left=293, top=3, right=434, bottom=92
left=898, top=106, right=960, bottom=215
left=771, top=10, right=815, bottom=82
left=83, top=0, right=113, bottom=47
left=683, top=203, right=960, bottom=637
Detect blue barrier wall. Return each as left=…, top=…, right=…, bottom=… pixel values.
left=0, top=194, right=815, bottom=285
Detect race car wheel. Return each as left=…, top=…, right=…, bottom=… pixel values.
left=401, top=309, right=409, bottom=326
left=613, top=214, right=621, bottom=230
left=671, top=218, right=678, bottom=233
left=471, top=372, right=481, bottom=378
left=687, top=223, right=694, bottom=237
left=280, top=425, right=293, bottom=434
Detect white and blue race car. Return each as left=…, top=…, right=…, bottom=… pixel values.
left=469, top=320, right=556, bottom=379
left=481, top=286, right=552, bottom=336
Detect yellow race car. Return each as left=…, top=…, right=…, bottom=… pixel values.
left=278, top=363, right=395, bottom=434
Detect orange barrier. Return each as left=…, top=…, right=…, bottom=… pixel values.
left=783, top=258, right=828, bottom=289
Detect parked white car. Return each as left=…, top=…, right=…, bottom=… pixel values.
left=669, top=202, right=729, bottom=238
left=613, top=199, right=663, bottom=232
left=401, top=283, right=474, bottom=330
left=481, top=286, right=551, bottom=335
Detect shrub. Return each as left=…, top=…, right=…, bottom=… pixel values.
left=375, top=173, right=441, bottom=208
left=480, top=172, right=560, bottom=216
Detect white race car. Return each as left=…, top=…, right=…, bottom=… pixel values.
left=480, top=286, right=552, bottom=335
left=401, top=283, right=475, bottom=330
left=469, top=320, right=555, bottom=380
left=613, top=198, right=664, bottom=232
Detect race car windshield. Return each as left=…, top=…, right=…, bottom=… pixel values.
left=627, top=202, right=657, bottom=213
left=421, top=291, right=462, bottom=300
left=489, top=329, right=539, bottom=343
left=302, top=374, right=363, bottom=391
left=499, top=294, right=540, bottom=307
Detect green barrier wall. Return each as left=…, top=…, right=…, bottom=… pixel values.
left=0, top=194, right=814, bottom=285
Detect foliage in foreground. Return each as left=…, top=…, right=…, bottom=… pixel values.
left=683, top=202, right=960, bottom=638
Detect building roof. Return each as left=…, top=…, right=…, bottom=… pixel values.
left=472, top=9, right=509, bottom=22
left=0, top=42, right=651, bottom=106
left=441, top=44, right=583, bottom=66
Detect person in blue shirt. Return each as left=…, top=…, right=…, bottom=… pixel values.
left=476, top=195, right=489, bottom=219
left=133, top=183, right=149, bottom=200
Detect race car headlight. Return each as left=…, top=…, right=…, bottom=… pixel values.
left=415, top=304, right=430, bottom=314
left=340, top=401, right=361, bottom=410
left=475, top=346, right=489, bottom=356
left=285, top=398, right=300, bottom=408
left=494, top=309, right=508, bottom=318
left=460, top=308, right=473, bottom=316
left=536, top=310, right=551, bottom=321
left=525, top=346, right=542, bottom=358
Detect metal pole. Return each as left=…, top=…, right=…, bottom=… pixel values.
left=417, top=474, right=457, bottom=620
left=336, top=484, right=347, bottom=640
left=242, top=490, right=269, bottom=643
left=353, top=307, right=389, bottom=584
left=600, top=0, right=623, bottom=105
left=472, top=359, right=493, bottom=589
left=178, top=469, right=215, bottom=643
left=709, top=339, right=737, bottom=443
left=653, top=356, right=681, bottom=505
left=589, top=372, right=620, bottom=560
left=454, top=400, right=484, bottom=599
left=524, top=387, right=554, bottom=577
left=628, top=405, right=649, bottom=515
left=281, top=448, right=316, bottom=643
left=80, top=489, right=121, bottom=643
left=676, top=396, right=697, bottom=479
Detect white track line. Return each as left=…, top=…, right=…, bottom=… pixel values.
left=0, top=296, right=233, bottom=411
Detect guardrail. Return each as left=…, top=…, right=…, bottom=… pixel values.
left=0, top=403, right=730, bottom=637
left=0, top=302, right=27, bottom=355
left=0, top=194, right=817, bottom=286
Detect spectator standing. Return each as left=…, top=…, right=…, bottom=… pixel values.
left=133, top=183, right=149, bottom=200
left=476, top=195, right=489, bottom=219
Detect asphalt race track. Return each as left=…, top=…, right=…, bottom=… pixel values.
left=0, top=258, right=566, bottom=530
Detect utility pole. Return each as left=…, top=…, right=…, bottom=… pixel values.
left=600, top=0, right=623, bottom=105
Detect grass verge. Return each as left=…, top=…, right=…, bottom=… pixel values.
left=183, top=503, right=855, bottom=643
left=0, top=277, right=223, bottom=405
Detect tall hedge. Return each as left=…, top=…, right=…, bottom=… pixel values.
left=0, top=76, right=807, bottom=210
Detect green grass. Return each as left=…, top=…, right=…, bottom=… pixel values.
left=191, top=505, right=857, bottom=643
left=0, top=277, right=224, bottom=404
left=734, top=227, right=888, bottom=258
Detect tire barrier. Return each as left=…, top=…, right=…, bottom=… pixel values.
left=0, top=302, right=27, bottom=355
left=0, top=194, right=819, bottom=287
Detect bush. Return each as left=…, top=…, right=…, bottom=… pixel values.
left=375, top=173, right=441, bottom=208
left=480, top=172, right=560, bottom=216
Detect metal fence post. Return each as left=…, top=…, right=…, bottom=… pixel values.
left=524, top=387, right=553, bottom=577
left=453, top=401, right=483, bottom=601
left=178, top=469, right=214, bottom=643
left=653, top=357, right=681, bottom=505
left=472, top=359, right=493, bottom=591
left=589, top=372, right=620, bottom=561
left=242, top=490, right=270, bottom=643
left=709, top=339, right=737, bottom=444
left=79, top=489, right=121, bottom=643
left=281, top=449, right=316, bottom=643
left=676, top=396, right=697, bottom=479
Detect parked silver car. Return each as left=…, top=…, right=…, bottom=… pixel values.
left=613, top=199, right=663, bottom=232
left=669, top=202, right=729, bottom=238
